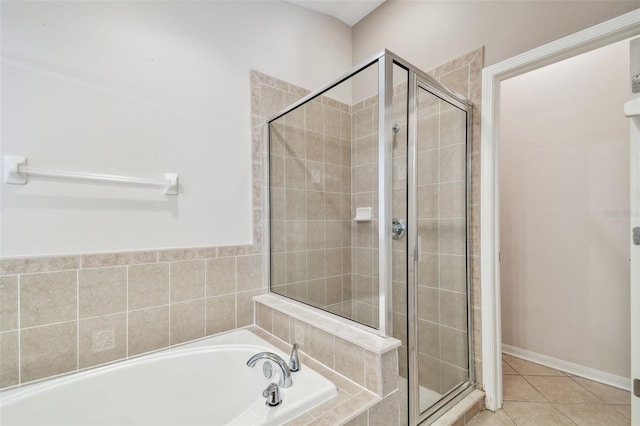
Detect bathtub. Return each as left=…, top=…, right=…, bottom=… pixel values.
left=0, top=329, right=337, bottom=425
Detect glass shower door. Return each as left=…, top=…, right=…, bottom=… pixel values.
left=412, top=80, right=472, bottom=420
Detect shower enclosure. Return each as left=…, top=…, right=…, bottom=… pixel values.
left=268, top=50, right=473, bottom=425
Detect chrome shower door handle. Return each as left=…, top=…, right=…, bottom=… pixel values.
left=392, top=218, right=406, bottom=240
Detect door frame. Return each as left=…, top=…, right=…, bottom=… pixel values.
left=480, top=9, right=640, bottom=411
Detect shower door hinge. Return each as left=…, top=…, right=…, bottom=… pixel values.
left=634, top=378, right=640, bottom=398
left=633, top=227, right=640, bottom=246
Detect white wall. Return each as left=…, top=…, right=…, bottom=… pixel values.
left=0, top=1, right=351, bottom=257
left=353, top=0, right=638, bottom=71
left=499, top=40, right=631, bottom=378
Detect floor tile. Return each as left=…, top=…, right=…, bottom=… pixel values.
left=611, top=404, right=631, bottom=420
left=502, top=360, right=517, bottom=375
left=502, top=354, right=565, bottom=376
left=502, top=401, right=574, bottom=426
left=502, top=375, right=546, bottom=402
left=553, top=403, right=630, bottom=426
left=466, top=409, right=515, bottom=425
left=524, top=376, right=600, bottom=403
left=570, top=376, right=631, bottom=404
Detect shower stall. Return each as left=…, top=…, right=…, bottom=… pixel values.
left=267, top=50, right=473, bottom=425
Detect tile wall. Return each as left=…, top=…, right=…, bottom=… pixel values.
left=264, top=69, right=381, bottom=330
left=0, top=247, right=264, bottom=389
left=267, top=89, right=354, bottom=318
left=350, top=95, right=380, bottom=328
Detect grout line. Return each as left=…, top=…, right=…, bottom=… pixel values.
left=17, top=274, right=21, bottom=384
left=76, top=269, right=80, bottom=371
left=125, top=265, right=129, bottom=359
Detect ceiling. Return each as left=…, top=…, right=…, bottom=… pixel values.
left=286, top=0, right=386, bottom=27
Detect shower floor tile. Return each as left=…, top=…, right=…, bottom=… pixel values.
left=467, top=354, right=632, bottom=426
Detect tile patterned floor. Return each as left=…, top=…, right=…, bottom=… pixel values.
left=467, top=354, right=631, bottom=425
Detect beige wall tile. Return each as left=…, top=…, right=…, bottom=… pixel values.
left=128, top=306, right=169, bottom=356
left=206, top=257, right=236, bottom=296
left=335, top=337, right=364, bottom=386
left=286, top=221, right=307, bottom=252
left=205, top=294, right=236, bottom=335
left=307, top=250, right=326, bottom=280
left=289, top=317, right=310, bottom=352
left=417, top=151, right=438, bottom=187
left=21, top=321, right=77, bottom=383
left=284, top=125, right=306, bottom=159
left=128, top=263, right=170, bottom=310
left=440, top=326, right=468, bottom=369
left=440, top=290, right=467, bottom=330
left=369, top=391, right=399, bottom=426
left=439, top=181, right=465, bottom=219
left=439, top=219, right=466, bottom=256
left=21, top=271, right=77, bottom=328
left=440, top=255, right=466, bottom=293
left=170, top=299, right=205, bottom=345
left=1, top=255, right=79, bottom=275
left=306, top=131, right=324, bottom=162
left=305, top=101, right=323, bottom=134
left=307, top=220, right=326, bottom=250
left=272, top=310, right=290, bottom=342
left=285, top=251, right=306, bottom=284
left=417, top=319, right=440, bottom=359
left=418, top=354, right=440, bottom=391
left=237, top=289, right=261, bottom=327
left=81, top=251, right=156, bottom=269
left=0, top=276, right=19, bottom=331
left=286, top=189, right=307, bottom=220
left=79, top=267, right=127, bottom=318
left=439, top=144, right=465, bottom=182
left=0, top=331, right=19, bottom=388
left=308, top=278, right=326, bottom=306
left=417, top=286, right=439, bottom=323
left=364, top=350, right=381, bottom=395
left=157, top=247, right=216, bottom=263
left=79, top=313, right=127, bottom=368
left=309, top=326, right=334, bottom=368
left=170, top=260, right=205, bottom=303
left=237, top=255, right=262, bottom=292
left=285, top=156, right=306, bottom=190
left=256, top=302, right=272, bottom=332
left=305, top=191, right=324, bottom=220
left=324, top=136, right=342, bottom=165
left=260, top=85, right=284, bottom=119
left=381, top=350, right=399, bottom=397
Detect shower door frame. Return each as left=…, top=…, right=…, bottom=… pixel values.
left=266, top=49, right=476, bottom=424
left=394, top=54, right=476, bottom=425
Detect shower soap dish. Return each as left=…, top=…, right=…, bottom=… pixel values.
left=353, top=207, right=372, bottom=222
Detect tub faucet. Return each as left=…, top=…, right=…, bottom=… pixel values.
left=262, top=383, right=282, bottom=407
left=246, top=352, right=293, bottom=388
left=289, top=343, right=300, bottom=372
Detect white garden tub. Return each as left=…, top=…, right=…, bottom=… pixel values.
left=0, top=329, right=336, bottom=426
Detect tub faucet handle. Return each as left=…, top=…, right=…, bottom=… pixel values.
left=247, top=352, right=293, bottom=388
left=262, top=382, right=282, bottom=407
left=289, top=343, right=300, bottom=372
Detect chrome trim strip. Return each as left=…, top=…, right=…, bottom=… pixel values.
left=406, top=69, right=420, bottom=425
left=377, top=54, right=394, bottom=337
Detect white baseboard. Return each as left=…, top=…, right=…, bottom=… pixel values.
left=502, top=344, right=630, bottom=391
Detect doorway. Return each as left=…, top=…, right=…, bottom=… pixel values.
left=495, top=38, right=632, bottom=424
left=479, top=8, right=640, bottom=414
